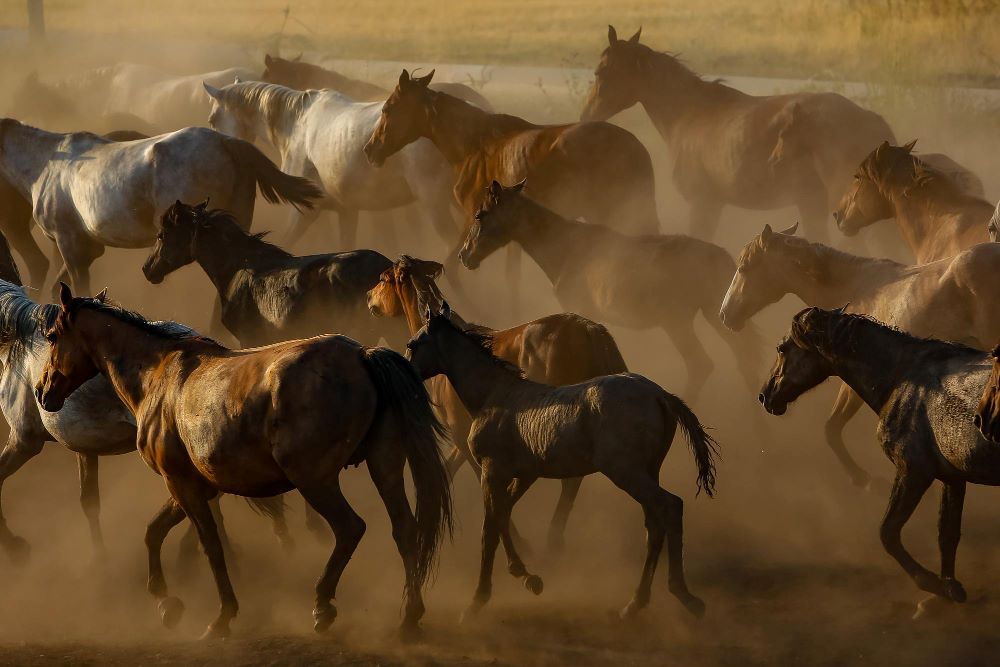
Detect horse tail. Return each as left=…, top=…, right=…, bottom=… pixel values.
left=0, top=231, right=22, bottom=287
left=362, top=347, right=453, bottom=589
left=222, top=136, right=323, bottom=211
left=580, top=317, right=628, bottom=376
left=661, top=391, right=719, bottom=498
left=244, top=495, right=285, bottom=521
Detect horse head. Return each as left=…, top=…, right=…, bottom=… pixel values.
left=364, top=68, right=435, bottom=167
left=34, top=282, right=104, bottom=412
left=459, top=179, right=526, bottom=270
left=581, top=25, right=645, bottom=122
left=759, top=306, right=841, bottom=415
left=720, top=222, right=799, bottom=330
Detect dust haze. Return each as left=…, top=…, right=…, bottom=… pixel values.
left=0, top=2, right=998, bottom=665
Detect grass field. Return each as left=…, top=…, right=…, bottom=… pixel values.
left=1, top=0, right=998, bottom=86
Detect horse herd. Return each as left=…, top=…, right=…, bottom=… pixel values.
left=2, top=25, right=1000, bottom=641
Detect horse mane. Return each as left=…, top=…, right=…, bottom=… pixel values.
left=0, top=280, right=59, bottom=370
left=190, top=207, right=293, bottom=266
left=427, top=89, right=529, bottom=135
left=621, top=42, right=736, bottom=99
left=437, top=314, right=524, bottom=378
left=69, top=297, right=212, bottom=344
left=860, top=145, right=963, bottom=199
left=223, top=81, right=320, bottom=121
left=739, top=231, right=905, bottom=275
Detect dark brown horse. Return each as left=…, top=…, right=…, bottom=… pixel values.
left=366, top=254, right=628, bottom=551
left=261, top=54, right=494, bottom=110
left=581, top=26, right=895, bottom=241
left=834, top=141, right=993, bottom=262
left=35, top=284, right=452, bottom=640
left=407, top=303, right=717, bottom=622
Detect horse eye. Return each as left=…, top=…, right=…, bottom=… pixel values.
left=45, top=332, right=57, bottom=343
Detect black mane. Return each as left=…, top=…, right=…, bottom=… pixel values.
left=70, top=297, right=213, bottom=343
left=438, top=314, right=524, bottom=378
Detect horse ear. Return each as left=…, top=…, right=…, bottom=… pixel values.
left=440, top=300, right=451, bottom=319
left=511, top=178, right=527, bottom=194
left=95, top=287, right=108, bottom=303
left=398, top=69, right=410, bottom=88
left=608, top=25, right=618, bottom=45
left=834, top=304, right=850, bottom=315
left=423, top=303, right=432, bottom=322
left=292, top=53, right=302, bottom=62
left=234, top=75, right=242, bottom=85
left=415, top=69, right=435, bottom=88
left=203, top=82, right=223, bottom=100
left=196, top=198, right=210, bottom=211
left=58, top=282, right=73, bottom=310
left=490, top=180, right=503, bottom=198
left=902, top=139, right=918, bottom=153
left=760, top=224, right=774, bottom=242
left=264, top=54, right=274, bottom=67
left=777, top=221, right=799, bottom=236
left=992, top=344, right=1000, bottom=359
left=628, top=27, right=642, bottom=43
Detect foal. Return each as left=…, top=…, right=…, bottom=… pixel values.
left=407, top=303, right=717, bottom=621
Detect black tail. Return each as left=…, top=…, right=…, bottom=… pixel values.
left=244, top=495, right=286, bottom=521
left=223, top=136, right=324, bottom=211
left=582, top=318, right=628, bottom=375
left=662, top=392, right=719, bottom=498
left=362, top=347, right=453, bottom=588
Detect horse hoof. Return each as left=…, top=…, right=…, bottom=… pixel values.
left=459, top=604, right=482, bottom=625
left=158, top=597, right=185, bottom=629
left=313, top=604, right=337, bottom=633
left=398, top=621, right=423, bottom=644
left=4, top=536, right=30, bottom=566
left=523, top=575, right=544, bottom=596
left=546, top=535, right=566, bottom=556
left=681, top=594, right=706, bottom=619
left=200, top=622, right=231, bottom=640
left=913, top=593, right=952, bottom=620
left=943, top=578, right=967, bottom=603
left=619, top=600, right=643, bottom=620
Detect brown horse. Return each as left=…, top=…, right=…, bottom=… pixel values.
left=976, top=348, right=1000, bottom=441
left=834, top=141, right=993, bottom=262
left=34, top=284, right=452, bottom=640
left=364, top=69, right=661, bottom=307
left=261, top=54, right=494, bottom=111
left=459, top=180, right=763, bottom=402
left=406, top=303, right=717, bottom=622
left=581, top=26, right=895, bottom=241
left=366, top=254, right=628, bottom=551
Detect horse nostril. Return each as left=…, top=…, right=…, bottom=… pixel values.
left=832, top=211, right=841, bottom=223
left=758, top=393, right=765, bottom=405
left=974, top=414, right=983, bottom=428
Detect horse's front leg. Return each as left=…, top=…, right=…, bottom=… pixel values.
left=502, top=476, right=544, bottom=596
left=461, top=460, right=507, bottom=622
left=145, top=496, right=189, bottom=629
left=0, top=431, right=45, bottom=563
left=547, top=477, right=582, bottom=555
left=824, top=385, right=874, bottom=489
left=76, top=453, right=105, bottom=555
left=936, top=481, right=967, bottom=601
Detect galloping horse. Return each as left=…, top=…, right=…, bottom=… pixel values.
left=35, top=284, right=452, bottom=639
left=761, top=307, right=1000, bottom=615
left=722, top=223, right=1000, bottom=488
left=0, top=119, right=321, bottom=294
left=459, top=180, right=763, bottom=402
left=580, top=26, right=895, bottom=241
left=364, top=70, right=661, bottom=304
left=406, top=303, right=717, bottom=622
left=834, top=141, right=993, bottom=262
left=143, top=201, right=407, bottom=350
left=261, top=54, right=494, bottom=110
left=367, top=254, right=628, bottom=552
left=202, top=80, right=457, bottom=249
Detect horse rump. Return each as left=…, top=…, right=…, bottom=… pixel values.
left=222, top=136, right=324, bottom=211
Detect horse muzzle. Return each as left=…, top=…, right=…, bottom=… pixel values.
left=34, top=382, right=66, bottom=412
left=758, top=380, right=787, bottom=416
left=718, top=306, right=745, bottom=332
left=458, top=247, right=479, bottom=270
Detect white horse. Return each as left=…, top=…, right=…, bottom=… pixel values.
left=202, top=80, right=460, bottom=251
left=0, top=118, right=321, bottom=294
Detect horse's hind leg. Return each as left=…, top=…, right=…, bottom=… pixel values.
left=662, top=319, right=713, bottom=402
left=2, top=213, right=50, bottom=287
left=500, top=475, right=544, bottom=596
left=53, top=232, right=104, bottom=296
left=0, top=432, right=45, bottom=563
left=794, top=175, right=830, bottom=243
left=825, top=385, right=875, bottom=490
left=688, top=200, right=723, bottom=241
left=145, top=496, right=190, bottom=629
left=546, top=477, right=582, bottom=555
left=338, top=209, right=359, bottom=249
left=76, top=454, right=105, bottom=555
left=284, top=205, right=323, bottom=250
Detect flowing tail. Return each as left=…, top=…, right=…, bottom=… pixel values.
left=662, top=391, right=720, bottom=498
left=222, top=136, right=324, bottom=211
left=362, top=347, right=453, bottom=588
left=581, top=318, right=628, bottom=375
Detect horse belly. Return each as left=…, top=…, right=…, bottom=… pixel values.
left=73, top=156, right=157, bottom=247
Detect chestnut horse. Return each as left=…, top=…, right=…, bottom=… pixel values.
left=976, top=347, right=1000, bottom=441
left=834, top=141, right=994, bottom=262
left=364, top=69, right=660, bottom=305
left=261, top=54, right=494, bottom=111
left=762, top=307, right=1000, bottom=617
left=407, top=303, right=717, bottom=622
left=367, top=254, right=628, bottom=551
left=581, top=26, right=895, bottom=241
left=35, top=284, right=452, bottom=640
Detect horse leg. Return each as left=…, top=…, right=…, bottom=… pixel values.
left=795, top=176, right=830, bottom=244
left=53, top=233, right=103, bottom=296
left=339, top=209, right=359, bottom=250
left=825, top=385, right=874, bottom=489
left=500, top=475, right=544, bottom=596
left=166, top=477, right=239, bottom=639
left=546, top=477, right=582, bottom=555
left=880, top=467, right=959, bottom=601
left=689, top=200, right=723, bottom=241
left=0, top=432, right=45, bottom=563
left=3, top=215, right=49, bottom=287
left=283, top=205, right=323, bottom=250
left=506, top=244, right=522, bottom=322
left=76, top=453, right=105, bottom=555
left=936, top=481, right=967, bottom=602
left=145, top=497, right=190, bottom=629
left=662, top=319, right=713, bottom=402
left=367, top=209, right=400, bottom=256
left=462, top=459, right=504, bottom=622
left=304, top=498, right=332, bottom=544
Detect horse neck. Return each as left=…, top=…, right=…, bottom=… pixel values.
left=0, top=122, right=64, bottom=195
left=889, top=183, right=978, bottom=260
left=777, top=243, right=905, bottom=306
left=315, top=68, right=386, bottom=100
left=508, top=203, right=583, bottom=286
left=816, top=324, right=909, bottom=413
left=434, top=324, right=523, bottom=415
left=396, top=280, right=427, bottom=335
left=243, top=86, right=310, bottom=155
left=426, top=95, right=513, bottom=166
left=192, top=225, right=279, bottom=297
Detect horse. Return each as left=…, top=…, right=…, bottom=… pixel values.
left=201, top=80, right=458, bottom=251
left=0, top=119, right=321, bottom=295
left=722, top=223, right=1000, bottom=489
left=261, top=54, right=494, bottom=111
left=406, top=302, right=717, bottom=622
left=364, top=69, right=661, bottom=309
left=366, top=254, right=628, bottom=552
left=458, top=180, right=763, bottom=402
left=34, top=283, right=452, bottom=640
left=580, top=26, right=895, bottom=241
left=143, top=201, right=408, bottom=350
left=987, top=200, right=1000, bottom=242
left=760, top=306, right=1000, bottom=616
left=976, top=348, right=1000, bottom=441
left=834, top=141, right=994, bottom=262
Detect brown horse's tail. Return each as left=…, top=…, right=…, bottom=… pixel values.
left=581, top=318, right=628, bottom=376
left=222, top=136, right=324, bottom=211
left=362, top=347, right=453, bottom=588
left=661, top=391, right=719, bottom=498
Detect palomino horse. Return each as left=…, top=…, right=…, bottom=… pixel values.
left=0, top=119, right=321, bottom=295
left=761, top=307, right=1000, bottom=616
left=580, top=26, right=894, bottom=241
left=34, top=284, right=452, bottom=639
left=203, top=80, right=458, bottom=251
left=143, top=201, right=407, bottom=350
left=834, top=141, right=994, bottom=262
left=406, top=303, right=717, bottom=621
left=261, top=54, right=494, bottom=111
left=459, top=180, right=763, bottom=402
left=722, top=223, right=1000, bottom=489
left=366, top=254, right=628, bottom=552
left=364, top=69, right=661, bottom=306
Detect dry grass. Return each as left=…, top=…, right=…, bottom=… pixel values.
left=0, top=0, right=997, bottom=85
